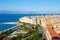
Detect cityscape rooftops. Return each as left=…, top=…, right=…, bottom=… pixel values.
left=46, top=25, right=60, bottom=38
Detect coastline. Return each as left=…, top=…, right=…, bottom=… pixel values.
left=0, top=22, right=22, bottom=33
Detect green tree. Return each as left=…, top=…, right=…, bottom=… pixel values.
left=25, top=38, right=31, bottom=40
left=16, top=34, right=22, bottom=40
left=12, top=37, right=16, bottom=40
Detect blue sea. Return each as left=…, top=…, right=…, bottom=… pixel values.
left=0, top=13, right=60, bottom=31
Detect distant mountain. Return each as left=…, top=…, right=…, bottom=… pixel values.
left=0, top=10, right=60, bottom=14
left=0, top=10, right=36, bottom=14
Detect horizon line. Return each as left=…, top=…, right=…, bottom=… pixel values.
left=0, top=10, right=60, bottom=14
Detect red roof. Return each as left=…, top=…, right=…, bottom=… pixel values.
left=46, top=25, right=60, bottom=38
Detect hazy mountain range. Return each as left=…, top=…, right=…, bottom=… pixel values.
left=0, top=10, right=60, bottom=14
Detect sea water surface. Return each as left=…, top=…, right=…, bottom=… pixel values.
left=0, top=13, right=59, bottom=31
left=0, top=24, right=16, bottom=31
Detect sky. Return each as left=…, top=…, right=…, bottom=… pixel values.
left=0, top=0, right=60, bottom=12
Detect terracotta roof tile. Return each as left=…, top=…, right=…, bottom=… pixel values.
left=46, top=25, right=60, bottom=38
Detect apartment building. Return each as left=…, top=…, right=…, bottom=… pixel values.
left=19, top=16, right=60, bottom=40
